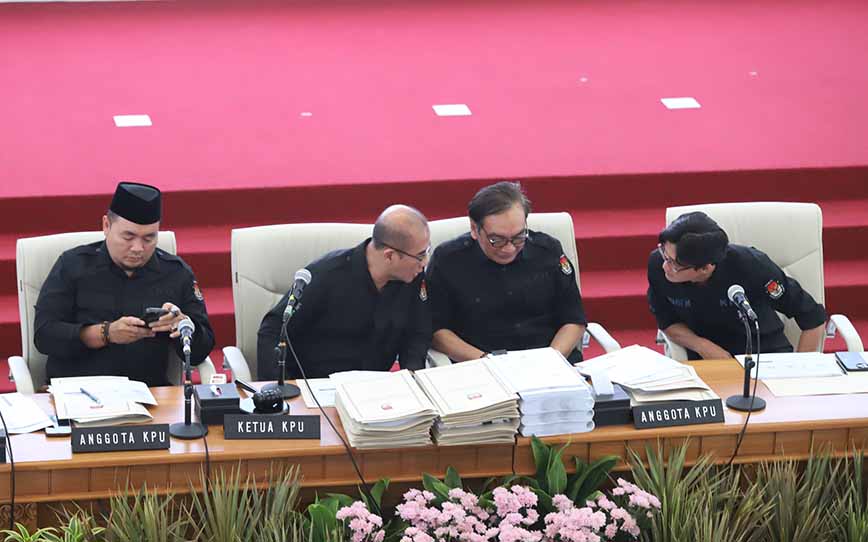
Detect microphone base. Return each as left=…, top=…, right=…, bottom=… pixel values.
left=170, top=421, right=208, bottom=440
left=260, top=382, right=301, bottom=400
left=725, top=394, right=766, bottom=412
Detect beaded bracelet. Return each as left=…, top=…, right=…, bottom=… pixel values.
left=101, top=321, right=111, bottom=345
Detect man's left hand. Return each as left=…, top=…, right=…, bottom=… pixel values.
left=149, top=302, right=187, bottom=339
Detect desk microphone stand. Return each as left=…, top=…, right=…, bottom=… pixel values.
left=170, top=346, right=208, bottom=439
left=262, top=312, right=300, bottom=399
left=726, top=314, right=766, bottom=412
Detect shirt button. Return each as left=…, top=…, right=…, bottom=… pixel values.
left=515, top=323, right=522, bottom=329
left=507, top=291, right=513, bottom=296
left=474, top=297, right=481, bottom=303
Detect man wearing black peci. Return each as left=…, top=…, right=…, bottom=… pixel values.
left=426, top=181, right=588, bottom=363
left=647, top=211, right=827, bottom=360
left=34, top=182, right=215, bottom=387
left=257, top=205, right=432, bottom=379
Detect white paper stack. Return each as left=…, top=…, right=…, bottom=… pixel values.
left=577, top=345, right=719, bottom=405
left=0, top=393, right=53, bottom=433
left=414, top=359, right=519, bottom=446
left=49, top=376, right=157, bottom=427
left=484, top=348, right=595, bottom=437
left=334, top=370, right=437, bottom=449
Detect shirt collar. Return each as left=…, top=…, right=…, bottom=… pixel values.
left=96, top=241, right=161, bottom=276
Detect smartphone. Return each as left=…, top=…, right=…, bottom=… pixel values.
left=45, top=415, right=72, bottom=437
left=836, top=352, right=868, bottom=372
left=141, top=307, right=170, bottom=325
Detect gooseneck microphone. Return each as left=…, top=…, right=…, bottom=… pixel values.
left=727, top=284, right=758, bottom=321
left=177, top=318, right=195, bottom=355
left=283, top=268, right=312, bottom=322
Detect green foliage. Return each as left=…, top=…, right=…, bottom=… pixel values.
left=526, top=436, right=618, bottom=515
left=2, top=524, right=57, bottom=542
left=103, top=487, right=186, bottom=542
left=833, top=451, right=868, bottom=542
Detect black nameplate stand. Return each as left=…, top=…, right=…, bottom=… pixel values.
left=224, top=414, right=321, bottom=440
left=194, top=384, right=243, bottom=425
left=592, top=384, right=633, bottom=426
left=633, top=399, right=725, bottom=429
left=72, top=424, right=171, bottom=453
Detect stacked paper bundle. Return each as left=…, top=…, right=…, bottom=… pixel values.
left=577, top=344, right=719, bottom=404
left=484, top=348, right=595, bottom=437
left=414, top=359, right=520, bottom=446
left=334, top=370, right=438, bottom=449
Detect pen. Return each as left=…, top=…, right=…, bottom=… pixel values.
left=80, top=387, right=102, bottom=405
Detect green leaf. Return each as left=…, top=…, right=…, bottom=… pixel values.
left=530, top=436, right=552, bottom=491
left=570, top=455, right=618, bottom=504
left=371, top=478, right=390, bottom=510
left=326, top=492, right=356, bottom=510
left=531, top=487, right=555, bottom=515
left=422, top=473, right=451, bottom=503
left=546, top=451, right=568, bottom=496
left=306, top=503, right=338, bottom=542
left=444, top=467, right=463, bottom=489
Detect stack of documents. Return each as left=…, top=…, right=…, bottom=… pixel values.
left=484, top=348, right=595, bottom=437
left=414, top=359, right=519, bottom=446
left=334, top=370, right=437, bottom=449
left=577, top=345, right=718, bottom=404
left=0, top=393, right=53, bottom=433
left=50, top=376, right=157, bottom=427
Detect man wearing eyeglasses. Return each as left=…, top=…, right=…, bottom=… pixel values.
left=256, top=205, right=432, bottom=379
left=427, top=181, right=587, bottom=362
left=647, top=211, right=826, bottom=360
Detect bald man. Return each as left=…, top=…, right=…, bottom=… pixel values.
left=256, top=205, right=433, bottom=379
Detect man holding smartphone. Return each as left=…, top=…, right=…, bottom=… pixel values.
left=33, top=182, right=215, bottom=387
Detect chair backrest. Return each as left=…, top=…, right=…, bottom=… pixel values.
left=17, top=231, right=179, bottom=388
left=666, top=202, right=824, bottom=349
left=230, top=212, right=581, bottom=379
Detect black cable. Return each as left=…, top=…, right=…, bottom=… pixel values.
left=0, top=408, right=15, bottom=531
left=727, top=320, right=761, bottom=467
left=202, top=431, right=211, bottom=494
left=281, top=319, right=378, bottom=513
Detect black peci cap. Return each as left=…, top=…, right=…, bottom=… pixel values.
left=109, top=182, right=161, bottom=225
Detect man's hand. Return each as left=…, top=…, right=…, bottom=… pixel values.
left=148, top=302, right=187, bottom=339
left=697, top=343, right=734, bottom=360
left=108, top=316, right=156, bottom=344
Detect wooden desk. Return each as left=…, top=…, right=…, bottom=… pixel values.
left=2, top=360, right=867, bottom=528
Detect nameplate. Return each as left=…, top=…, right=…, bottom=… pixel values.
left=223, top=415, right=321, bottom=440
left=632, top=399, right=725, bottom=429
left=72, top=424, right=171, bottom=453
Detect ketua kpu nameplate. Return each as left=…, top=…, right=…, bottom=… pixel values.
left=632, top=399, right=725, bottom=429
left=224, top=415, right=321, bottom=439
left=72, top=424, right=171, bottom=453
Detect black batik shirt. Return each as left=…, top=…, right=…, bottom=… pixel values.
left=647, top=244, right=827, bottom=359
left=426, top=231, right=587, bottom=362
left=256, top=239, right=431, bottom=380
left=34, top=241, right=215, bottom=387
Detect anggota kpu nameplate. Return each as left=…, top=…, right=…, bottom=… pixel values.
left=632, top=399, right=725, bottom=429
left=72, top=424, right=171, bottom=453
left=224, top=415, right=321, bottom=439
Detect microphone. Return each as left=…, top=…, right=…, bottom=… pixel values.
left=177, top=318, right=195, bottom=355
left=282, top=268, right=312, bottom=322
left=727, top=285, right=758, bottom=321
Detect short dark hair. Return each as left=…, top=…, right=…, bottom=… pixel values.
left=658, top=211, right=729, bottom=267
left=468, top=181, right=531, bottom=225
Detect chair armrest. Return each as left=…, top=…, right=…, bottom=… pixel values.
left=656, top=329, right=688, bottom=361
left=426, top=349, right=452, bottom=368
left=196, top=356, right=217, bottom=384
left=827, top=314, right=865, bottom=352
left=584, top=323, right=621, bottom=353
left=8, top=355, right=35, bottom=395
left=222, top=346, right=253, bottom=382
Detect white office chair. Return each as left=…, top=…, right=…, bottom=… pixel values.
left=656, top=202, right=863, bottom=360
left=9, top=232, right=216, bottom=394
left=224, top=213, right=621, bottom=381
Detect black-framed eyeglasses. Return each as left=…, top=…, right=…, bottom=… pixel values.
left=480, top=226, right=529, bottom=249
left=380, top=241, right=432, bottom=263
left=657, top=243, right=691, bottom=273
